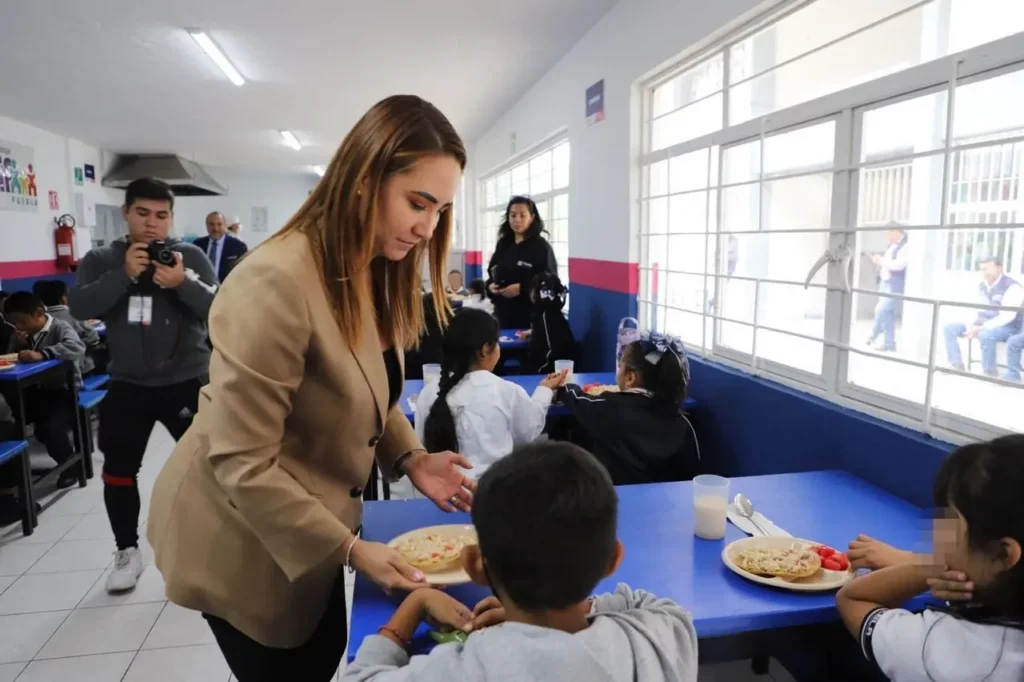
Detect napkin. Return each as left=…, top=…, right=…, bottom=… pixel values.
left=727, top=504, right=791, bottom=537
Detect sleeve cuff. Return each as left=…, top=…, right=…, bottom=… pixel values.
left=353, top=634, right=411, bottom=668
left=859, top=607, right=888, bottom=665
left=532, top=385, right=554, bottom=404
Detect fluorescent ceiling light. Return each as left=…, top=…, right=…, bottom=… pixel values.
left=187, top=29, right=245, bottom=86
left=280, top=130, right=302, bottom=151
left=312, top=165, right=326, bottom=177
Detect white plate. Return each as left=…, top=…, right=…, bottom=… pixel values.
left=722, top=535, right=854, bottom=592
left=0, top=364, right=15, bottom=372
left=387, top=524, right=477, bottom=586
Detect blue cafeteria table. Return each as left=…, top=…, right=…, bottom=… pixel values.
left=348, top=470, right=929, bottom=664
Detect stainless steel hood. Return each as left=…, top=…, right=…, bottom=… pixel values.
left=103, top=155, right=227, bottom=196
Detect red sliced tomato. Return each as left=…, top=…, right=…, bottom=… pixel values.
left=821, top=558, right=842, bottom=571
left=818, top=546, right=835, bottom=558
left=834, top=553, right=850, bottom=570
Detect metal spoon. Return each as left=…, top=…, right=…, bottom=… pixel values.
left=734, top=494, right=770, bottom=536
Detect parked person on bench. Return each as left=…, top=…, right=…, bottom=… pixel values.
left=34, top=280, right=100, bottom=375
left=943, top=255, right=1023, bottom=377
left=560, top=332, right=698, bottom=485
left=521, top=271, right=575, bottom=374
left=3, top=291, right=85, bottom=489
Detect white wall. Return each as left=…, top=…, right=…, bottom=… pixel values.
left=468, top=0, right=768, bottom=265
left=0, top=115, right=120, bottom=264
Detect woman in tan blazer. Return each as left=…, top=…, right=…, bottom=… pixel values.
left=147, top=95, right=473, bottom=681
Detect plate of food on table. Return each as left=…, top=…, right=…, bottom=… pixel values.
left=0, top=353, right=17, bottom=371
left=722, top=535, right=853, bottom=592
left=388, top=525, right=478, bottom=586
left=582, top=382, right=619, bottom=396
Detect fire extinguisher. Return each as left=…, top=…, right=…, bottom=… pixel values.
left=54, top=213, right=78, bottom=272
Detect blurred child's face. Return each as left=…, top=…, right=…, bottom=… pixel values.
left=8, top=310, right=46, bottom=335
left=478, top=342, right=501, bottom=372
left=934, top=507, right=1021, bottom=589
left=448, top=272, right=463, bottom=290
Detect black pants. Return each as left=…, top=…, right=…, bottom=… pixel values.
left=25, top=389, right=75, bottom=468
left=204, top=571, right=347, bottom=682
left=98, top=377, right=203, bottom=550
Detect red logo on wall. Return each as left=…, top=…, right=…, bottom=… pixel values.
left=48, top=190, right=59, bottom=210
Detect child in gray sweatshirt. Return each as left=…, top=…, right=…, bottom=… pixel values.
left=344, top=442, right=699, bottom=682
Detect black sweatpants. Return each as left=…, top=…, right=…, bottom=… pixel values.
left=204, top=571, right=348, bottom=682
left=25, top=389, right=76, bottom=469
left=98, top=377, right=204, bottom=550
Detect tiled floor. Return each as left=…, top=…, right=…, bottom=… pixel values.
left=0, top=426, right=793, bottom=682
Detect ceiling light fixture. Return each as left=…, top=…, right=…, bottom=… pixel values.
left=280, top=130, right=302, bottom=151
left=187, top=29, right=245, bottom=86
left=312, top=165, right=326, bottom=177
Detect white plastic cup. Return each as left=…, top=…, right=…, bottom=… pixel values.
left=554, top=359, right=575, bottom=383
left=693, top=475, right=730, bottom=540
left=423, top=364, right=442, bottom=385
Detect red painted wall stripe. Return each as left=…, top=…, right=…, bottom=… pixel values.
left=569, top=258, right=639, bottom=295
left=464, top=251, right=482, bottom=266
left=0, top=260, right=62, bottom=279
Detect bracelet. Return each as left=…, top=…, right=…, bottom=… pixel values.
left=378, top=626, right=410, bottom=649
left=344, top=536, right=359, bottom=572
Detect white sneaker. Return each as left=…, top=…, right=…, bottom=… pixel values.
left=105, top=547, right=143, bottom=593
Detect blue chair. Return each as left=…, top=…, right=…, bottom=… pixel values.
left=78, top=390, right=107, bottom=480
left=0, top=441, right=34, bottom=535
left=82, top=374, right=111, bottom=391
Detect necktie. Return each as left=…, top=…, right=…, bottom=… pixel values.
left=207, top=239, right=218, bottom=264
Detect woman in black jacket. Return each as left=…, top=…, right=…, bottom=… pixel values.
left=486, top=196, right=558, bottom=329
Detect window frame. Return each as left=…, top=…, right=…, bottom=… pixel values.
left=637, top=3, right=1024, bottom=444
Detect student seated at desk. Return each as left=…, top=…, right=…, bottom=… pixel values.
left=34, top=279, right=100, bottom=375
left=460, top=279, right=493, bottom=314
left=559, top=332, right=699, bottom=485
left=344, top=442, right=699, bottom=682
left=837, top=435, right=1024, bottom=681
left=520, top=272, right=574, bottom=374
left=0, top=290, right=13, bottom=351
left=3, top=292, right=85, bottom=489
left=415, top=308, right=566, bottom=480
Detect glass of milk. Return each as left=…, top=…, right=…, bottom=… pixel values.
left=554, top=360, right=575, bottom=383
left=693, top=475, right=730, bottom=540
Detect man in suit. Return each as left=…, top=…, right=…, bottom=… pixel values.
left=194, top=211, right=247, bottom=282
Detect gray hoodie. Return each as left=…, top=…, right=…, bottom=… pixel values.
left=68, top=236, right=218, bottom=387
left=46, top=305, right=98, bottom=375
left=343, top=584, right=698, bottom=682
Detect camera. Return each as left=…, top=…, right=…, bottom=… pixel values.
left=148, top=240, right=176, bottom=267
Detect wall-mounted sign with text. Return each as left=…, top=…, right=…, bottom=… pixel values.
left=586, top=79, right=605, bottom=126
left=0, top=139, right=39, bottom=212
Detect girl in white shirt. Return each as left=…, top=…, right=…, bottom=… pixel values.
left=416, top=308, right=566, bottom=479
left=837, top=434, right=1024, bottom=681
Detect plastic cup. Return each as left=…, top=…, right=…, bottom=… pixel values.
left=554, top=359, right=575, bottom=383
left=423, top=364, right=441, bottom=385
left=693, top=475, right=730, bottom=540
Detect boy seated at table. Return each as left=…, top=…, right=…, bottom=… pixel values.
left=33, top=279, right=100, bottom=375
left=343, top=441, right=699, bottom=682
left=559, top=331, right=699, bottom=485
left=836, top=435, right=1024, bottom=681
left=3, top=291, right=85, bottom=489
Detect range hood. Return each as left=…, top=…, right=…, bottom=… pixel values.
left=103, top=155, right=227, bottom=196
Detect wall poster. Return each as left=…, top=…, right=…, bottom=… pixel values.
left=0, top=139, right=39, bottom=211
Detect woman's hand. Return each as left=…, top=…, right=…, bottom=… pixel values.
left=488, top=283, right=501, bottom=295
left=847, top=534, right=916, bottom=570
left=467, top=596, right=506, bottom=632
left=500, top=283, right=521, bottom=298
left=926, top=569, right=975, bottom=602
left=418, top=590, right=474, bottom=632
left=348, top=539, right=428, bottom=593
left=406, top=452, right=476, bottom=512
left=540, top=369, right=569, bottom=390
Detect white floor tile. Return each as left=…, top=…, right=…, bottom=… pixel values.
left=63, top=513, right=116, bottom=542
left=0, top=515, right=79, bottom=546
left=15, top=651, right=134, bottom=682
left=124, top=643, right=231, bottom=682
left=0, top=611, right=70, bottom=663
left=0, top=544, right=51, bottom=578
left=0, top=570, right=104, bottom=615
left=0, top=577, right=13, bottom=596
left=0, top=663, right=25, bottom=682
left=26, top=539, right=114, bottom=575
left=42, top=488, right=103, bottom=516
left=79, top=565, right=166, bottom=609
left=35, top=602, right=163, bottom=659
left=142, top=602, right=215, bottom=650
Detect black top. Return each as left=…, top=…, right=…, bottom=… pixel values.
left=486, top=235, right=558, bottom=329
left=528, top=309, right=576, bottom=374
left=560, top=386, right=698, bottom=485
left=383, top=348, right=402, bottom=408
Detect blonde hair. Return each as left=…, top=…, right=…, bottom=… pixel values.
left=273, top=95, right=466, bottom=349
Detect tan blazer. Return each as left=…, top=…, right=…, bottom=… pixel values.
left=147, top=230, right=421, bottom=649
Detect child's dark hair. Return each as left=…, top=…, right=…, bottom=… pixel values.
left=423, top=308, right=499, bottom=453
left=468, top=279, right=486, bottom=297
left=2, top=291, right=45, bottom=317
left=620, top=339, right=689, bottom=407
left=530, top=271, right=566, bottom=311
left=124, top=177, right=175, bottom=211
left=472, top=441, right=618, bottom=610
left=32, top=280, right=67, bottom=308
left=933, top=434, right=1024, bottom=620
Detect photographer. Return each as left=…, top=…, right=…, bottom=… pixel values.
left=69, top=177, right=218, bottom=594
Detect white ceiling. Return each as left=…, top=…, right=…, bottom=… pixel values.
left=0, top=0, right=617, bottom=172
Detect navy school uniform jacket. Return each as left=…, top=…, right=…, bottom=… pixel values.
left=528, top=309, right=575, bottom=374
left=560, top=386, right=698, bottom=485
